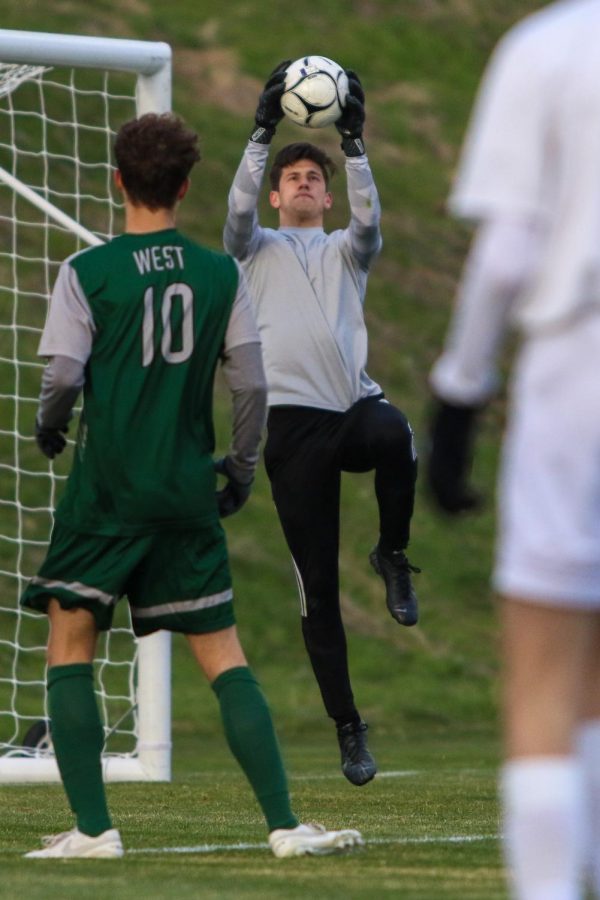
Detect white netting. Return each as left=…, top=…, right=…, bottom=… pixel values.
left=0, top=62, right=140, bottom=760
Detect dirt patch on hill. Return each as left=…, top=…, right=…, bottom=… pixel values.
left=175, top=48, right=261, bottom=116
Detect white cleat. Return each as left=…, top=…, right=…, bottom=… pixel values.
left=25, top=827, right=123, bottom=859
left=269, top=822, right=364, bottom=858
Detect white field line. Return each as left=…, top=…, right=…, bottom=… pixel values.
left=128, top=834, right=498, bottom=856
left=288, top=768, right=492, bottom=781
left=290, top=769, right=419, bottom=780
left=125, top=769, right=497, bottom=857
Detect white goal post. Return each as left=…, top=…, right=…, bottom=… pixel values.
left=0, top=29, right=173, bottom=783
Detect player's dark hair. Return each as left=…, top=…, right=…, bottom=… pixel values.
left=114, top=113, right=200, bottom=210
left=269, top=142, right=337, bottom=190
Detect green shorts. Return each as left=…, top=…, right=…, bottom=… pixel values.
left=21, top=521, right=235, bottom=637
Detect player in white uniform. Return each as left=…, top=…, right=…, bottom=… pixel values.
left=427, top=3, right=600, bottom=897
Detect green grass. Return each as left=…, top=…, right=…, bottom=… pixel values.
left=0, top=728, right=504, bottom=900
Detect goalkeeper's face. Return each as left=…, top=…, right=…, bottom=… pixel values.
left=269, top=160, right=333, bottom=227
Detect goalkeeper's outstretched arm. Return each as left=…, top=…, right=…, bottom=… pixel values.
left=224, top=64, right=289, bottom=261
left=223, top=142, right=270, bottom=262
left=345, top=156, right=382, bottom=271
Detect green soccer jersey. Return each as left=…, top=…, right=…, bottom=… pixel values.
left=42, top=229, right=239, bottom=536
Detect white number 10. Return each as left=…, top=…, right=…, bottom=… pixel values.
left=142, top=283, right=194, bottom=367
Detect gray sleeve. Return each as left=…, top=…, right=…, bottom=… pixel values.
left=37, top=355, right=85, bottom=430
left=223, top=141, right=271, bottom=261
left=38, top=260, right=95, bottom=363
left=220, top=341, right=267, bottom=485
left=343, top=154, right=383, bottom=271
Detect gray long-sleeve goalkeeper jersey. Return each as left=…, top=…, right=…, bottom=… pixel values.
left=223, top=141, right=383, bottom=412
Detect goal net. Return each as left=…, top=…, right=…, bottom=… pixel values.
left=0, top=30, right=172, bottom=782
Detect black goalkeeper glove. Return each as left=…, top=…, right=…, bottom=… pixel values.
left=250, top=60, right=291, bottom=144
left=35, top=419, right=68, bottom=460
left=426, top=398, right=482, bottom=515
left=214, top=456, right=253, bottom=518
left=335, top=70, right=366, bottom=157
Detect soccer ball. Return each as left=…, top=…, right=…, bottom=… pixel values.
left=281, top=56, right=349, bottom=129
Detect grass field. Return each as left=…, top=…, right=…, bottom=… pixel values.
left=0, top=1, right=552, bottom=897
left=0, top=729, right=504, bottom=899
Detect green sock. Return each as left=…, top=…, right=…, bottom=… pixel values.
left=47, top=663, right=112, bottom=837
left=212, top=666, right=298, bottom=832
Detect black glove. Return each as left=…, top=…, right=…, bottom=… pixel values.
left=426, top=398, right=482, bottom=515
left=215, top=456, right=253, bottom=518
left=250, top=60, right=291, bottom=144
left=35, top=419, right=68, bottom=460
left=335, top=70, right=366, bottom=157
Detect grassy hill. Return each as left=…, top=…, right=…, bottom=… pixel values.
left=0, top=0, right=549, bottom=746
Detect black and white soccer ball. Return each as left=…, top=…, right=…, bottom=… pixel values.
left=281, top=56, right=349, bottom=129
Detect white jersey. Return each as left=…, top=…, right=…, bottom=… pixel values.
left=450, top=0, right=600, bottom=333
left=431, top=0, right=600, bottom=606
left=224, top=141, right=383, bottom=412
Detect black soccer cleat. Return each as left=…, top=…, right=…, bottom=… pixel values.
left=337, top=721, right=377, bottom=786
left=369, top=544, right=420, bottom=627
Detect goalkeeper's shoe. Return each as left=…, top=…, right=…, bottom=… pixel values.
left=269, top=822, right=364, bottom=858
left=369, top=544, right=420, bottom=626
left=337, top=720, right=377, bottom=786
left=25, top=827, right=123, bottom=859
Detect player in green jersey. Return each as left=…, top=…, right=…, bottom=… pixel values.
left=21, top=112, right=363, bottom=860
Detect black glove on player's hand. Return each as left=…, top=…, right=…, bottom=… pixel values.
left=35, top=419, right=68, bottom=460
left=426, top=398, right=483, bottom=515
left=214, top=456, right=253, bottom=518
left=335, top=70, right=366, bottom=157
left=251, top=60, right=291, bottom=144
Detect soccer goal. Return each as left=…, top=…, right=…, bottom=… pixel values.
left=0, top=29, right=172, bottom=783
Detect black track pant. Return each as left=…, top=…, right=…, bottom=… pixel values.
left=264, top=396, right=418, bottom=725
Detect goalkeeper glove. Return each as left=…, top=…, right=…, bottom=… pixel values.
left=35, top=418, right=68, bottom=460
left=215, top=456, right=253, bottom=518
left=426, top=398, right=482, bottom=515
left=335, top=70, right=366, bottom=157
left=250, top=60, right=291, bottom=144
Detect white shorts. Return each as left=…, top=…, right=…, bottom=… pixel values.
left=493, top=312, right=600, bottom=608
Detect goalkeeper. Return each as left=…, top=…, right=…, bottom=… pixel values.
left=21, top=113, right=362, bottom=860
left=224, top=63, right=419, bottom=787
